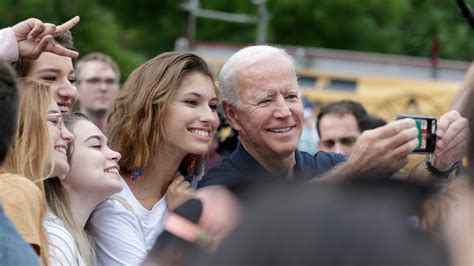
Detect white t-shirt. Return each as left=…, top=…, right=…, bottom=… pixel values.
left=44, top=211, right=86, bottom=266
left=87, top=178, right=168, bottom=266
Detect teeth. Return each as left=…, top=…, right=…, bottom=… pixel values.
left=270, top=127, right=292, bottom=133
left=55, top=147, right=66, bottom=154
left=105, top=168, right=119, bottom=174
left=58, top=105, right=69, bottom=113
left=191, top=129, right=209, bottom=137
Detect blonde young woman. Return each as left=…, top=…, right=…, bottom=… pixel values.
left=87, top=52, right=219, bottom=265
left=44, top=112, right=122, bottom=266
left=1, top=80, right=73, bottom=265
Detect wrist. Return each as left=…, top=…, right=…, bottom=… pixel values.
left=425, top=155, right=460, bottom=179
left=429, top=155, right=451, bottom=172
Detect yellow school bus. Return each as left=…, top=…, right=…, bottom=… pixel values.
left=297, top=68, right=460, bottom=122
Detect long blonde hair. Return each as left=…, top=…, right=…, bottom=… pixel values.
left=44, top=113, right=95, bottom=266
left=1, top=79, right=51, bottom=266
left=2, top=79, right=51, bottom=191
left=44, top=178, right=94, bottom=265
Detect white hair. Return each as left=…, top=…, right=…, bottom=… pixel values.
left=218, top=45, right=296, bottom=106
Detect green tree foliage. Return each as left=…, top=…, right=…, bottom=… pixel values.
left=1, top=0, right=473, bottom=80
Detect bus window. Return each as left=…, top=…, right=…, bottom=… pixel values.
left=325, top=79, right=357, bottom=92
left=298, top=76, right=317, bottom=88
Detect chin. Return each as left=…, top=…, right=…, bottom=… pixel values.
left=51, top=164, right=70, bottom=178
left=111, top=182, right=123, bottom=193
left=272, top=143, right=298, bottom=156
left=187, top=145, right=211, bottom=156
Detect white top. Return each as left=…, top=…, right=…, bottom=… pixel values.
left=87, top=178, right=168, bottom=266
left=44, top=211, right=86, bottom=266
left=0, top=27, right=19, bottom=62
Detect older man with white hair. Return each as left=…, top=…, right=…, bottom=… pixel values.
left=198, top=45, right=468, bottom=194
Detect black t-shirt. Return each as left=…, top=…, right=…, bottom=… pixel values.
left=198, top=142, right=346, bottom=196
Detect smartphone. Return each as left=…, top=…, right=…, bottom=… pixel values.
left=396, top=115, right=437, bottom=153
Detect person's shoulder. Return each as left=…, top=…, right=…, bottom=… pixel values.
left=44, top=213, right=79, bottom=266
left=198, top=157, right=244, bottom=188
left=298, top=150, right=346, bottom=173
left=0, top=173, right=42, bottom=202
left=313, top=151, right=347, bottom=164
left=44, top=212, right=75, bottom=246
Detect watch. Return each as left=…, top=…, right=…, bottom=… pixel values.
left=425, top=155, right=461, bottom=179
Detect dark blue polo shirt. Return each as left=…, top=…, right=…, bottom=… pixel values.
left=198, top=142, right=346, bottom=194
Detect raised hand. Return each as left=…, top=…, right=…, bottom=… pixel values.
left=343, top=118, right=419, bottom=178
left=12, top=16, right=80, bottom=59
left=166, top=175, right=194, bottom=210
left=431, top=110, right=469, bottom=171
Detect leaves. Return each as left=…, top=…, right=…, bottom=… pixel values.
left=1, top=0, right=473, bottom=80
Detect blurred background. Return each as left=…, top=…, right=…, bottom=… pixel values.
left=1, top=0, right=473, bottom=119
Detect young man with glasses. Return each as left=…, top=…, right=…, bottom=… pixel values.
left=75, top=52, right=120, bottom=134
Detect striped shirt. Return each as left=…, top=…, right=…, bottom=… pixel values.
left=44, top=211, right=86, bottom=266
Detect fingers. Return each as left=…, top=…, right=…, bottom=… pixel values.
left=13, top=16, right=79, bottom=41
left=168, top=175, right=191, bottom=192
left=373, top=119, right=417, bottom=139
left=45, top=41, right=79, bottom=58
left=26, top=20, right=45, bottom=40
left=55, top=16, right=80, bottom=36
left=27, top=35, right=54, bottom=59
left=436, top=123, right=469, bottom=155
left=385, top=124, right=419, bottom=151
left=436, top=110, right=462, bottom=138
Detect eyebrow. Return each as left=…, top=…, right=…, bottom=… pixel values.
left=254, top=91, right=273, bottom=102
left=85, top=135, right=105, bottom=143
left=287, top=88, right=299, bottom=94
left=36, top=68, right=75, bottom=75
left=183, top=92, right=218, bottom=101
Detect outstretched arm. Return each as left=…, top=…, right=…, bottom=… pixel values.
left=318, top=118, right=419, bottom=181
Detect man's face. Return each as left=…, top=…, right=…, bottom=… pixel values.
left=225, top=56, right=303, bottom=160
left=318, top=113, right=361, bottom=155
left=77, top=61, right=119, bottom=114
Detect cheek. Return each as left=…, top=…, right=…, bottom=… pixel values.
left=47, top=126, right=60, bottom=144
left=50, top=83, right=62, bottom=97
left=291, top=106, right=304, bottom=122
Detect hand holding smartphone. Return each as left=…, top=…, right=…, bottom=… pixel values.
left=396, top=115, right=437, bottom=153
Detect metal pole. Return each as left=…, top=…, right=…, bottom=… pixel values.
left=255, top=0, right=269, bottom=44
left=186, top=0, right=199, bottom=47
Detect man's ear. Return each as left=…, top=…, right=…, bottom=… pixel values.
left=222, top=101, right=242, bottom=131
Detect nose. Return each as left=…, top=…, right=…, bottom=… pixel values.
left=57, top=80, right=78, bottom=103
left=333, top=142, right=349, bottom=155
left=61, top=126, right=74, bottom=143
left=199, top=106, right=219, bottom=125
left=273, top=97, right=291, bottom=118
left=98, top=81, right=108, bottom=92
left=108, top=147, right=122, bottom=162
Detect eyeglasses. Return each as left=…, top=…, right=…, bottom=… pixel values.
left=80, top=77, right=118, bottom=87
left=47, top=113, right=64, bottom=130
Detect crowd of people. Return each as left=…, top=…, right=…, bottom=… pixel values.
left=0, top=15, right=473, bottom=266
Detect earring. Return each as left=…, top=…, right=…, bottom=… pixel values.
left=131, top=168, right=143, bottom=182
